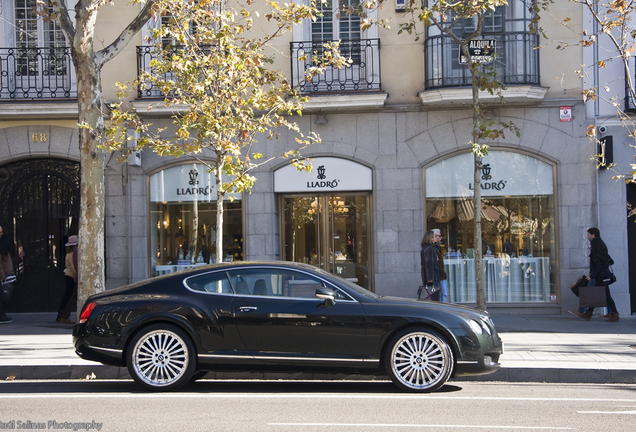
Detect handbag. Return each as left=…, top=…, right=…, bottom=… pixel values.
left=1, top=282, right=13, bottom=302
left=579, top=285, right=606, bottom=308
left=417, top=285, right=440, bottom=301
left=569, top=275, right=588, bottom=297
left=603, top=266, right=617, bottom=285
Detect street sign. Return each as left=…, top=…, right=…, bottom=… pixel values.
left=459, top=39, right=496, bottom=65
left=559, top=106, right=572, bottom=122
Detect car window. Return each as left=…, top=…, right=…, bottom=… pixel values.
left=185, top=272, right=233, bottom=294
left=228, top=268, right=333, bottom=299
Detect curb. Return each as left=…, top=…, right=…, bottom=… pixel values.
left=2, top=365, right=635, bottom=385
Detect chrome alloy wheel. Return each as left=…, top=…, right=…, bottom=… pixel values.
left=131, top=328, right=191, bottom=388
left=388, top=330, right=453, bottom=392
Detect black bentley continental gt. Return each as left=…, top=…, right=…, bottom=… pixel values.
left=73, top=261, right=503, bottom=392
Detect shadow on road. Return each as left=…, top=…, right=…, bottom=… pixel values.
left=0, top=379, right=464, bottom=395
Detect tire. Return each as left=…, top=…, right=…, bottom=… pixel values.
left=127, top=324, right=196, bottom=391
left=385, top=327, right=454, bottom=392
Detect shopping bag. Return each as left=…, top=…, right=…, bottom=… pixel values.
left=569, top=275, right=588, bottom=297
left=579, top=285, right=606, bottom=308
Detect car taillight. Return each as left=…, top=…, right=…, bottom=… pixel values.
left=79, top=302, right=97, bottom=323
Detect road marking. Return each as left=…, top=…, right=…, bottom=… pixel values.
left=578, top=410, right=636, bottom=415
left=0, top=393, right=634, bottom=403
left=268, top=423, right=571, bottom=430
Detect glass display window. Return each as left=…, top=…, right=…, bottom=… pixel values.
left=149, top=164, right=243, bottom=276
left=275, top=157, right=373, bottom=290
left=425, top=150, right=557, bottom=303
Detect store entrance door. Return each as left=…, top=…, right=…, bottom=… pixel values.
left=282, top=194, right=371, bottom=290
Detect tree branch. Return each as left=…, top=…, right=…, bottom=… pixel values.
left=49, top=0, right=76, bottom=43
left=96, top=0, right=156, bottom=67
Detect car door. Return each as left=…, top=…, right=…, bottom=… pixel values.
left=228, top=267, right=368, bottom=363
left=183, top=271, right=251, bottom=363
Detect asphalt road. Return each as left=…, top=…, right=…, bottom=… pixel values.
left=0, top=380, right=635, bottom=431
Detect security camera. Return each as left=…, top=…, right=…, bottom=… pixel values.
left=598, top=126, right=607, bottom=134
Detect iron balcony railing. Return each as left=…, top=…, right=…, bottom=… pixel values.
left=290, top=39, right=381, bottom=93
left=137, top=45, right=170, bottom=99
left=424, top=32, right=540, bottom=89
left=0, top=47, right=76, bottom=100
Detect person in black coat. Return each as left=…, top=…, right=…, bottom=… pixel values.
left=420, top=230, right=441, bottom=301
left=574, top=228, right=618, bottom=322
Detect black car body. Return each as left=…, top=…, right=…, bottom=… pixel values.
left=73, top=261, right=503, bottom=392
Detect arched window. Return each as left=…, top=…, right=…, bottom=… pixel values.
left=149, top=163, right=243, bottom=276
left=424, top=150, right=557, bottom=303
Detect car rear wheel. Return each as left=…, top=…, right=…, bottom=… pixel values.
left=127, top=324, right=196, bottom=391
left=385, top=327, right=454, bottom=392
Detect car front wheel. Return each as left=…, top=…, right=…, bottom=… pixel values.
left=385, top=327, right=454, bottom=392
left=127, top=324, right=196, bottom=391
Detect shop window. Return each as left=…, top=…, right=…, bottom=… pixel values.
left=425, top=151, right=556, bottom=303
left=149, top=164, right=243, bottom=276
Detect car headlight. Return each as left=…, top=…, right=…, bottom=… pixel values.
left=469, top=319, right=483, bottom=335
left=481, top=318, right=492, bottom=335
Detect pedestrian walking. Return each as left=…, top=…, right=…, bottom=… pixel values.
left=56, top=235, right=78, bottom=324
left=432, top=229, right=448, bottom=302
left=0, top=225, right=15, bottom=324
left=420, top=230, right=441, bottom=301
left=570, top=227, right=619, bottom=322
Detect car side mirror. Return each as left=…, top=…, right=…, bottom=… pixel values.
left=315, top=288, right=336, bottom=307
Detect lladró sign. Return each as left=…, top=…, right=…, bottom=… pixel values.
left=274, top=157, right=372, bottom=193
left=468, top=163, right=507, bottom=192
left=426, top=151, right=553, bottom=199
left=150, top=164, right=241, bottom=202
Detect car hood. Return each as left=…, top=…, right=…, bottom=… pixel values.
left=376, top=296, right=490, bottom=319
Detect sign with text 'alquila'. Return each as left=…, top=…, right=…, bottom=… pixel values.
left=459, top=39, right=496, bottom=65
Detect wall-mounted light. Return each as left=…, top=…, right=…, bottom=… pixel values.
left=126, top=128, right=141, bottom=166
left=315, top=115, right=328, bottom=125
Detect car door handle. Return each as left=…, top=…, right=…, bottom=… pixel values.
left=236, top=306, right=257, bottom=312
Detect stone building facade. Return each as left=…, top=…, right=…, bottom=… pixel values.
left=1, top=1, right=630, bottom=315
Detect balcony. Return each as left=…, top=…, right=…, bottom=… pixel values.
left=136, top=43, right=387, bottom=111
left=421, top=31, right=544, bottom=105
left=425, top=32, right=540, bottom=89
left=0, top=47, right=76, bottom=100
left=136, top=46, right=170, bottom=99
left=290, top=39, right=382, bottom=94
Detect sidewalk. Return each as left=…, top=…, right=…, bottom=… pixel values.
left=0, top=312, right=635, bottom=384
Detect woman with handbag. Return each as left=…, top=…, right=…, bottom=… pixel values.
left=420, top=230, right=441, bottom=301
left=574, top=228, right=618, bottom=322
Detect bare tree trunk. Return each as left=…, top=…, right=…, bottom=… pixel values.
left=215, top=155, right=224, bottom=263
left=473, top=152, right=485, bottom=311
left=49, top=0, right=156, bottom=317
left=191, top=195, right=199, bottom=263
left=468, top=52, right=487, bottom=312
left=74, top=51, right=106, bottom=311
